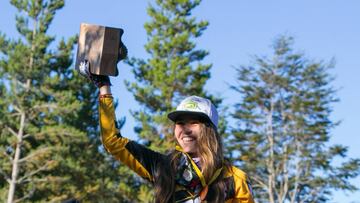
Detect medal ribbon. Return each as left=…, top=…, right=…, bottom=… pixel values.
left=175, top=145, right=223, bottom=199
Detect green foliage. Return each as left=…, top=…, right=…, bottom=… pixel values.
left=229, top=35, right=360, bottom=202
left=127, top=0, right=216, bottom=151
left=126, top=0, right=222, bottom=199
left=0, top=0, right=131, bottom=202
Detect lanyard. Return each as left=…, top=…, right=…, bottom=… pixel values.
left=175, top=146, right=223, bottom=200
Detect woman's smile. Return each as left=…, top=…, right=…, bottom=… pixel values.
left=174, top=117, right=202, bottom=157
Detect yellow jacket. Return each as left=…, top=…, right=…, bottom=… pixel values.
left=99, top=96, right=255, bottom=203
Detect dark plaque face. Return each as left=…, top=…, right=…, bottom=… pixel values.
left=76, top=23, right=124, bottom=76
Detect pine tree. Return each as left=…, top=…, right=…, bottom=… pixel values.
left=127, top=0, right=216, bottom=150
left=0, top=0, right=131, bottom=202
left=127, top=0, right=216, bottom=153
left=229, top=36, right=360, bottom=202
left=126, top=0, right=220, bottom=200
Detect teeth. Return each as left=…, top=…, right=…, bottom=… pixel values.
left=183, top=137, right=195, bottom=142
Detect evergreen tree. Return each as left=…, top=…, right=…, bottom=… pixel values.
left=127, top=0, right=216, bottom=151
left=0, top=0, right=130, bottom=202
left=126, top=0, right=221, bottom=200
left=127, top=0, right=216, bottom=154
left=229, top=36, right=360, bottom=202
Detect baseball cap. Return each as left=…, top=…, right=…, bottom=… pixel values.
left=168, top=96, right=218, bottom=128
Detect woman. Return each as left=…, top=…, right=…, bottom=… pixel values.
left=79, top=61, right=255, bottom=203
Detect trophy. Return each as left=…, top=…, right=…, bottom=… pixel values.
left=75, top=23, right=127, bottom=76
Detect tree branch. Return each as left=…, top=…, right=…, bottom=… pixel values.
left=13, top=105, right=21, bottom=114
left=18, top=147, right=51, bottom=163
left=22, top=133, right=32, bottom=140
left=32, top=103, right=58, bottom=110
left=3, top=151, right=14, bottom=163
left=7, top=126, right=18, bottom=138
left=14, top=79, right=29, bottom=91
left=13, top=188, right=35, bottom=203
left=17, top=161, right=52, bottom=184
left=252, top=174, right=267, bottom=189
left=0, top=168, right=11, bottom=184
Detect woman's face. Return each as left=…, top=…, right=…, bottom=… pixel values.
left=174, top=116, right=202, bottom=157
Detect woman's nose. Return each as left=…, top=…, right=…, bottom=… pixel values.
left=185, top=124, right=194, bottom=133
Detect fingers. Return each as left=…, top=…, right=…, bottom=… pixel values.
left=117, top=42, right=127, bottom=62
left=79, top=60, right=90, bottom=77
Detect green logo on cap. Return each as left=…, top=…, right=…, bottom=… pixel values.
left=183, top=101, right=199, bottom=110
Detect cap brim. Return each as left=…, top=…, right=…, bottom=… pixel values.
left=168, top=111, right=212, bottom=124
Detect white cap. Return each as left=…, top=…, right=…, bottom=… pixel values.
left=168, top=96, right=218, bottom=128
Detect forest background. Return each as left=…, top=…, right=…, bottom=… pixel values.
left=0, top=0, right=359, bottom=202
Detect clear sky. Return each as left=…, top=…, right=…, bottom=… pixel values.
left=1, top=1, right=359, bottom=202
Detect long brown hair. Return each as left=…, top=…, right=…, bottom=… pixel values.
left=154, top=123, right=229, bottom=203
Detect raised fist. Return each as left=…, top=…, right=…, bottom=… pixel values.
left=78, top=60, right=111, bottom=88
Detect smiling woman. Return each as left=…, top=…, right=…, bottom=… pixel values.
left=174, top=118, right=202, bottom=156
left=171, top=96, right=218, bottom=157
left=1, top=0, right=360, bottom=202
left=87, top=72, right=255, bottom=203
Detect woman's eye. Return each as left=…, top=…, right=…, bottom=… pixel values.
left=189, top=121, right=200, bottom=125
left=176, top=121, right=185, bottom=125
left=176, top=120, right=200, bottom=125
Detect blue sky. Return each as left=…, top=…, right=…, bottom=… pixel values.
left=1, top=1, right=359, bottom=202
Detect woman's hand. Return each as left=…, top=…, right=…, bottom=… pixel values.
left=78, top=60, right=111, bottom=88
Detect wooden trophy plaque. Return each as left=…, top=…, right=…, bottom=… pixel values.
left=75, top=23, right=124, bottom=76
